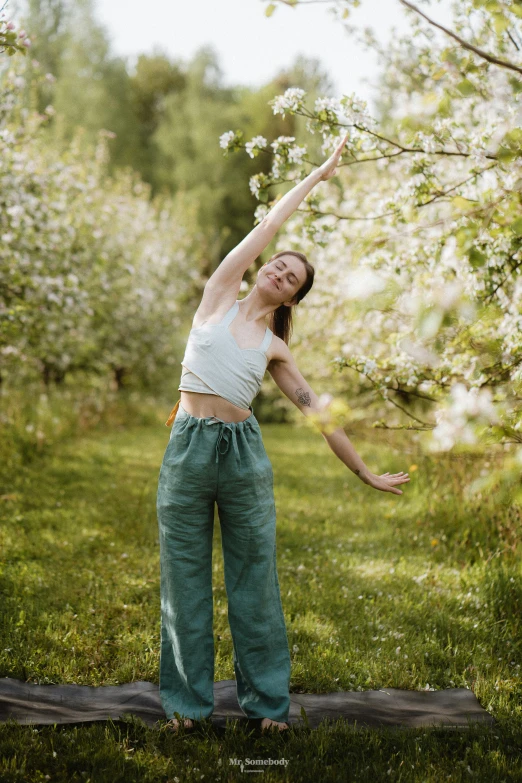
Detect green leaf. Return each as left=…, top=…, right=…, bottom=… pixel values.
left=432, top=68, right=446, bottom=81
left=452, top=196, right=474, bottom=211
left=265, top=3, right=276, bottom=17
left=493, top=13, right=510, bottom=34
left=510, top=217, right=522, bottom=235
left=456, top=225, right=478, bottom=253
left=258, top=189, right=269, bottom=203
left=438, top=92, right=452, bottom=116
left=503, top=127, right=522, bottom=146
left=456, top=79, right=476, bottom=96
left=484, top=0, right=503, bottom=12
left=468, top=247, right=486, bottom=268
left=497, top=146, right=517, bottom=163
left=495, top=129, right=522, bottom=162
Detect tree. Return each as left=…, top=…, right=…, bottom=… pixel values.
left=14, top=0, right=140, bottom=172
left=219, top=0, right=522, bottom=501
left=128, top=51, right=186, bottom=187
left=0, top=53, right=201, bottom=391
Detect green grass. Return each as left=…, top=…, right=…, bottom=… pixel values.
left=0, top=417, right=521, bottom=782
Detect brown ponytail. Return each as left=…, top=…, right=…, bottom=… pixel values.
left=265, top=250, right=315, bottom=345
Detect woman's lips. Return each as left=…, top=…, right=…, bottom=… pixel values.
left=269, top=277, right=279, bottom=289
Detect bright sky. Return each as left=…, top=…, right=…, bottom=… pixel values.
left=94, top=0, right=453, bottom=111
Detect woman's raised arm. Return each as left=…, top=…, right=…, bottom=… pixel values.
left=206, top=134, right=349, bottom=292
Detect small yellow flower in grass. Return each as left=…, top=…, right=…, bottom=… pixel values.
left=430, top=538, right=439, bottom=547
left=409, top=464, right=418, bottom=472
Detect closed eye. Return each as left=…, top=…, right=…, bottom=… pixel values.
left=277, top=262, right=298, bottom=285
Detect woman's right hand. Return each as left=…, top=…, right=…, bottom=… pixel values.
left=317, top=133, right=349, bottom=181
left=361, top=471, right=411, bottom=495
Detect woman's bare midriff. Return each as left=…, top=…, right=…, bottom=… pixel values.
left=180, top=391, right=252, bottom=423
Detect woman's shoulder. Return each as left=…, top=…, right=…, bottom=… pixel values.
left=266, top=333, right=291, bottom=365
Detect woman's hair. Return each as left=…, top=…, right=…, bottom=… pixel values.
left=265, top=250, right=314, bottom=345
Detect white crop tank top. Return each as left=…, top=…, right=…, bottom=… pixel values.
left=178, top=300, right=273, bottom=410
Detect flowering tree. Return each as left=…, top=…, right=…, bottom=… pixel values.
left=1, top=53, right=202, bottom=391
left=0, top=2, right=31, bottom=56
left=220, top=0, right=522, bottom=501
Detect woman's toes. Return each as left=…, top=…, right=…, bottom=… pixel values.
left=166, top=717, right=194, bottom=732
left=260, top=718, right=289, bottom=732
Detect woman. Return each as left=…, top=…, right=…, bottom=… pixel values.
left=157, top=134, right=410, bottom=734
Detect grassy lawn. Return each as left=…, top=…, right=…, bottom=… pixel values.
left=0, top=417, right=520, bottom=782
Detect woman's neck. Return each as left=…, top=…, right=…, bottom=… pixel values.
left=238, top=287, right=278, bottom=324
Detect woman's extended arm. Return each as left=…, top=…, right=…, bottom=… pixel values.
left=268, top=341, right=411, bottom=495
left=206, top=134, right=349, bottom=291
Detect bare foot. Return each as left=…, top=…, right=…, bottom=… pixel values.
left=260, top=718, right=289, bottom=732
left=165, top=717, right=194, bottom=733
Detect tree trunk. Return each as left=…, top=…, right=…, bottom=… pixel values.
left=114, top=366, right=127, bottom=390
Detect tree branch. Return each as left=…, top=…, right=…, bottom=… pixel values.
left=399, top=0, right=522, bottom=76
left=482, top=254, right=522, bottom=302
left=384, top=392, right=434, bottom=427
left=367, top=195, right=505, bottom=245
left=294, top=165, right=496, bottom=222
left=344, top=363, right=436, bottom=427
left=507, top=29, right=520, bottom=52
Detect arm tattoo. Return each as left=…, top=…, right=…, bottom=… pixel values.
left=296, top=387, right=311, bottom=407
left=354, top=469, right=360, bottom=476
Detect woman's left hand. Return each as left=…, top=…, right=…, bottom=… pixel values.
left=362, top=471, right=411, bottom=495
left=317, top=133, right=349, bottom=181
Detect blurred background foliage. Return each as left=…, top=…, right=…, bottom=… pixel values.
left=0, top=0, right=335, bottom=457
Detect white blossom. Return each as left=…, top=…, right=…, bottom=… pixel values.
left=245, top=135, right=267, bottom=158
left=270, top=87, right=306, bottom=118
left=219, top=130, right=235, bottom=150
left=288, top=145, right=307, bottom=164
left=249, top=175, right=261, bottom=198
left=270, top=136, right=295, bottom=152
left=254, top=204, right=269, bottom=224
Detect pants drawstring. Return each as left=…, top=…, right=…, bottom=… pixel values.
left=166, top=401, right=251, bottom=470
left=209, top=420, right=241, bottom=469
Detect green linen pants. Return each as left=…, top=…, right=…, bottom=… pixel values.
left=156, top=402, right=291, bottom=723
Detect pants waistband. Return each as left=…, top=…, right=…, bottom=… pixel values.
left=170, top=401, right=258, bottom=468
left=177, top=402, right=253, bottom=424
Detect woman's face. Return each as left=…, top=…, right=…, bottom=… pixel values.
left=260, top=255, right=306, bottom=305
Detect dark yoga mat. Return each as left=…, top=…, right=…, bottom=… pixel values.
left=0, top=678, right=494, bottom=730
